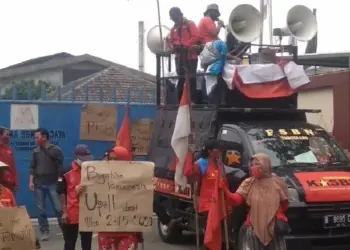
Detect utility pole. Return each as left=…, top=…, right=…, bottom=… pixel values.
left=259, top=0, right=264, bottom=46
left=138, top=21, right=145, bottom=72
left=268, top=0, right=273, bottom=44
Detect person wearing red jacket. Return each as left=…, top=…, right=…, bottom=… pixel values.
left=57, top=145, right=93, bottom=250
left=0, top=162, right=41, bottom=249
left=97, top=146, right=142, bottom=250
left=168, top=7, right=200, bottom=104
left=219, top=153, right=289, bottom=248
left=184, top=146, right=222, bottom=214
left=0, top=127, right=17, bottom=193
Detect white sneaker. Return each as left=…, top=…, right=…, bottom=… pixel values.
left=40, top=232, right=49, bottom=241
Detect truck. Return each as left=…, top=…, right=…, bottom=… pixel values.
left=148, top=45, right=350, bottom=250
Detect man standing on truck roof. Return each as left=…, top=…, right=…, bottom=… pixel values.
left=168, top=7, right=200, bottom=104
left=198, top=4, right=225, bottom=44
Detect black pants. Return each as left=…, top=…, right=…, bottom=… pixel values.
left=175, top=58, right=200, bottom=104
left=62, top=223, right=92, bottom=250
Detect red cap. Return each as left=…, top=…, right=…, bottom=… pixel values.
left=109, top=146, right=132, bottom=161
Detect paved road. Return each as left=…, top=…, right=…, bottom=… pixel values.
left=35, top=219, right=197, bottom=250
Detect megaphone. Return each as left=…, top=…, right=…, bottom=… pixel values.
left=273, top=5, right=317, bottom=41
left=228, top=4, right=263, bottom=43
left=146, top=25, right=171, bottom=54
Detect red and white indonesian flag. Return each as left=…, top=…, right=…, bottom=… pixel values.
left=171, top=83, right=191, bottom=188
left=221, top=61, right=310, bottom=98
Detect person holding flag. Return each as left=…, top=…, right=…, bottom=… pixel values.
left=183, top=141, right=232, bottom=250
left=219, top=153, right=290, bottom=249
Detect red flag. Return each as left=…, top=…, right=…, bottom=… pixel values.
left=204, top=165, right=229, bottom=250
left=116, top=105, right=132, bottom=153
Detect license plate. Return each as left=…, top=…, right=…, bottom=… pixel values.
left=324, top=214, right=350, bottom=228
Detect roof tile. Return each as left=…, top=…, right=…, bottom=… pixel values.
left=48, top=66, right=160, bottom=104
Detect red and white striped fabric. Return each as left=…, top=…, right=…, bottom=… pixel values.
left=222, top=61, right=310, bottom=98
left=171, top=83, right=191, bottom=188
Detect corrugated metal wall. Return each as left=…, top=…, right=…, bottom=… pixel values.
left=298, top=87, right=334, bottom=132
left=0, top=100, right=156, bottom=218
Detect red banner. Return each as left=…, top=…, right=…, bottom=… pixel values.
left=294, top=172, right=350, bottom=202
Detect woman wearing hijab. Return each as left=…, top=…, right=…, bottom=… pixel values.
left=220, top=153, right=289, bottom=250
left=98, top=146, right=141, bottom=250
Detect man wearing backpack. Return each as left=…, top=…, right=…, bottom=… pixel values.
left=29, top=128, right=64, bottom=241
left=168, top=7, right=200, bottom=104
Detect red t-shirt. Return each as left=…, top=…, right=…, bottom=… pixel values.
left=198, top=16, right=218, bottom=44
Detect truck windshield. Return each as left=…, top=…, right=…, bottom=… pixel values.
left=246, top=127, right=348, bottom=167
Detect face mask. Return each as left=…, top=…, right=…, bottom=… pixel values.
left=2, top=137, right=9, bottom=145
left=250, top=166, right=262, bottom=178
left=75, top=159, right=83, bottom=167
left=35, top=138, right=45, bottom=146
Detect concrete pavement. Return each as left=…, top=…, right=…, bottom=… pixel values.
left=35, top=219, right=197, bottom=250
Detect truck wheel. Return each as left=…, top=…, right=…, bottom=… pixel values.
left=157, top=218, right=183, bottom=244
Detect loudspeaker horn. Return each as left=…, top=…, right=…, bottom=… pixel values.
left=146, top=25, right=171, bottom=54
left=273, top=5, right=317, bottom=41
left=228, top=4, right=263, bottom=43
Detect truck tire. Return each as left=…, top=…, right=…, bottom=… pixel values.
left=157, top=218, right=183, bottom=244
left=237, top=225, right=286, bottom=250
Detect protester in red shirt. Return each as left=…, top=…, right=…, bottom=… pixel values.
left=98, top=146, right=142, bottom=250
left=198, top=4, right=225, bottom=44
left=168, top=7, right=200, bottom=104
left=219, top=153, right=289, bottom=248
left=0, top=127, right=17, bottom=193
left=0, top=175, right=17, bottom=208
left=0, top=162, right=41, bottom=249
left=57, top=145, right=93, bottom=250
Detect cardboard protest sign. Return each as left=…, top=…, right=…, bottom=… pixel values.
left=80, top=104, right=117, bottom=141
left=0, top=207, right=36, bottom=250
left=131, top=119, right=154, bottom=155
left=79, top=161, right=154, bottom=232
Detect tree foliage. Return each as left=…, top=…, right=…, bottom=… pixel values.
left=1, top=80, right=56, bottom=100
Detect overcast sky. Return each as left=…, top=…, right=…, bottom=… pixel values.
left=0, top=0, right=346, bottom=75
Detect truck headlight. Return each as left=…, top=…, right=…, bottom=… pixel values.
left=288, top=188, right=300, bottom=202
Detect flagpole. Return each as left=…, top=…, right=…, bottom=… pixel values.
left=185, top=73, right=201, bottom=250
left=268, top=0, right=273, bottom=45
left=259, top=0, right=264, bottom=47
left=156, top=0, right=165, bottom=88
left=219, top=157, right=230, bottom=250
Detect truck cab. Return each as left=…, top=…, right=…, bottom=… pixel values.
left=148, top=103, right=350, bottom=250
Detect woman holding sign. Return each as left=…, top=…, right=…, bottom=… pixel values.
left=98, top=146, right=141, bottom=250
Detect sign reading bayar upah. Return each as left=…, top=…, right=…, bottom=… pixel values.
left=79, top=161, right=155, bottom=232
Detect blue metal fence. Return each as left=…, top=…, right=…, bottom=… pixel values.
left=0, top=86, right=157, bottom=218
